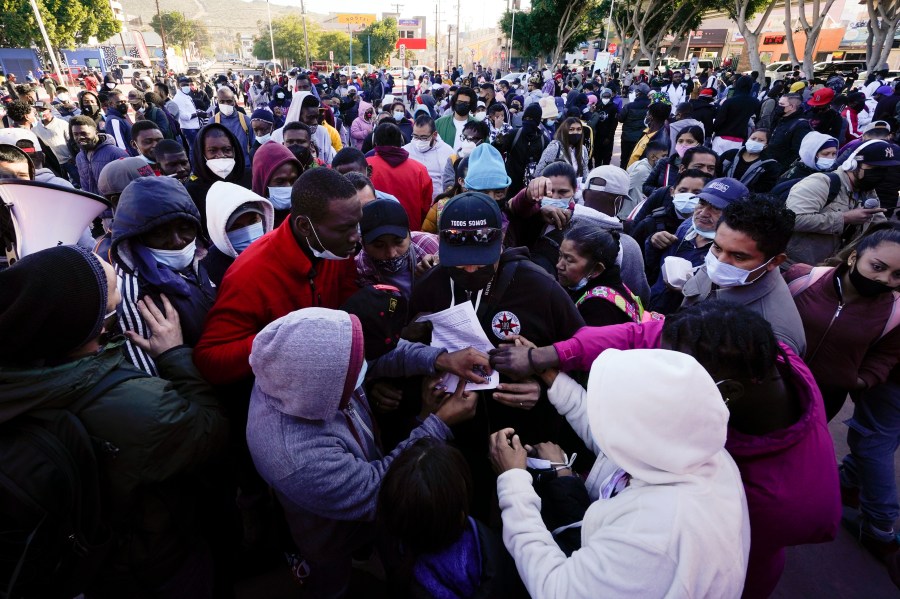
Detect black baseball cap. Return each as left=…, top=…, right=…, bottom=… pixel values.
left=360, top=198, right=409, bottom=245
left=438, top=192, right=503, bottom=267
left=857, top=141, right=900, bottom=167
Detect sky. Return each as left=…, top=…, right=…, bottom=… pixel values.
left=259, top=0, right=513, bottom=35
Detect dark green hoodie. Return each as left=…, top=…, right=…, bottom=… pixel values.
left=0, top=342, right=228, bottom=590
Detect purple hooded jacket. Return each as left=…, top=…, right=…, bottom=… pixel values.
left=553, top=320, right=841, bottom=598
left=75, top=133, right=129, bottom=195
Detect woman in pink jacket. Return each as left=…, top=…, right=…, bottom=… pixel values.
left=350, top=100, right=375, bottom=150
left=489, top=300, right=841, bottom=598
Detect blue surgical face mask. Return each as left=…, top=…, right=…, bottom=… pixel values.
left=816, top=157, right=835, bottom=170
left=541, top=197, right=571, bottom=210
left=227, top=221, right=265, bottom=254
left=355, top=359, right=368, bottom=390
left=569, top=276, right=589, bottom=291
left=268, top=186, right=293, bottom=210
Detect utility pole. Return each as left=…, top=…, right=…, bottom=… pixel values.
left=508, top=7, right=516, bottom=72
left=435, top=1, right=440, bottom=73
left=28, top=0, right=63, bottom=85
left=300, top=0, right=311, bottom=70
left=265, top=0, right=277, bottom=73
left=447, top=25, right=451, bottom=72
left=154, top=0, right=168, bottom=72
left=392, top=3, right=404, bottom=14
left=455, top=2, right=460, bottom=69
left=348, top=24, right=353, bottom=73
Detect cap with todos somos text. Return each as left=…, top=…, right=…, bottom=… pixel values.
left=438, top=192, right=503, bottom=268
left=696, top=177, right=749, bottom=210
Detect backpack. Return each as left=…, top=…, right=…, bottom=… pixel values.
left=789, top=266, right=900, bottom=341
left=513, top=127, right=548, bottom=187
left=575, top=284, right=664, bottom=324
left=771, top=171, right=842, bottom=206
left=0, top=367, right=146, bottom=597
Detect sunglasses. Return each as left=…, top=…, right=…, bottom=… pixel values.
left=440, top=227, right=501, bottom=246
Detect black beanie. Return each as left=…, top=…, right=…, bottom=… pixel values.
left=523, top=103, right=543, bottom=122
left=0, top=245, right=108, bottom=365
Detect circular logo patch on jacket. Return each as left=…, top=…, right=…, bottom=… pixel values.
left=491, top=311, right=521, bottom=340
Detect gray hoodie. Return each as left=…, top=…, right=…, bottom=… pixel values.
left=246, top=307, right=452, bottom=563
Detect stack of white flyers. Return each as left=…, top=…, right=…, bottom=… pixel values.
left=416, top=301, right=500, bottom=391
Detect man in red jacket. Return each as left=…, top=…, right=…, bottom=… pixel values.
left=367, top=122, right=433, bottom=231
left=194, top=167, right=362, bottom=385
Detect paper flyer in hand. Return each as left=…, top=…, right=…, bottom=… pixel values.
left=416, top=301, right=499, bottom=391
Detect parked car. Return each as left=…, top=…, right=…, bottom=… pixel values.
left=813, top=60, right=868, bottom=82
left=500, top=71, right=528, bottom=84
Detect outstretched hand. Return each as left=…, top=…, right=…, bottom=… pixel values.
left=124, top=294, right=183, bottom=358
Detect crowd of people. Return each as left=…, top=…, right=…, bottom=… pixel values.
left=1, top=56, right=900, bottom=598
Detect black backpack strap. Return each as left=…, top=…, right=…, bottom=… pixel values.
left=825, top=172, right=843, bottom=205
left=69, top=367, right=149, bottom=414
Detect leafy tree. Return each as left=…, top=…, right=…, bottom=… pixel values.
left=356, top=18, right=399, bottom=66
left=315, top=31, right=351, bottom=64
left=725, top=0, right=778, bottom=85
left=499, top=0, right=604, bottom=67
left=0, top=0, right=119, bottom=49
left=253, top=15, right=320, bottom=67
left=150, top=11, right=210, bottom=61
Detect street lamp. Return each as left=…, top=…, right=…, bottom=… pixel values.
left=266, top=0, right=277, bottom=73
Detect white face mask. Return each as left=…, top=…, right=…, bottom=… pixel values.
left=148, top=240, right=196, bottom=271
left=393, top=110, right=405, bottom=121
left=181, top=86, right=192, bottom=94
left=105, top=82, right=116, bottom=89
left=457, top=139, right=477, bottom=157
left=307, top=217, right=353, bottom=260
left=256, top=133, right=271, bottom=145
left=705, top=251, right=773, bottom=288
left=219, top=104, right=235, bottom=116
left=745, top=140, right=766, bottom=154
left=413, top=138, right=433, bottom=153
left=816, top=157, right=835, bottom=170
left=355, top=358, right=368, bottom=390
left=268, top=186, right=293, bottom=210
left=690, top=217, right=717, bottom=240
left=473, top=112, right=487, bottom=121
left=672, top=192, right=698, bottom=216
left=57, top=93, right=70, bottom=102
left=206, top=158, right=235, bottom=179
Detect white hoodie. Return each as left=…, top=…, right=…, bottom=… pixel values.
left=402, top=136, right=454, bottom=200
left=497, top=349, right=750, bottom=599
left=272, top=91, right=334, bottom=163
left=205, top=181, right=274, bottom=259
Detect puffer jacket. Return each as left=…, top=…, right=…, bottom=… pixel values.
left=0, top=343, right=228, bottom=594
left=351, top=101, right=374, bottom=149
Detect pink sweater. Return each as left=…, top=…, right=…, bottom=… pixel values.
left=554, top=321, right=841, bottom=598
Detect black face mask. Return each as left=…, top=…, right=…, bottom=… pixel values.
left=858, top=168, right=887, bottom=191
left=849, top=262, right=895, bottom=297
left=521, top=120, right=538, bottom=134
left=454, top=102, right=471, bottom=116
left=82, top=105, right=98, bottom=116
left=447, top=263, right=496, bottom=292
left=569, top=133, right=583, bottom=145
left=773, top=106, right=785, bottom=119
left=115, top=102, right=129, bottom=114
left=288, top=145, right=312, bottom=165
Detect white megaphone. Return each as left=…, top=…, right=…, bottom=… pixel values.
left=0, top=180, right=110, bottom=265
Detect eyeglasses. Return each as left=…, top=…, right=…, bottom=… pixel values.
left=412, top=134, right=433, bottom=141
left=440, top=227, right=501, bottom=246
left=461, top=135, right=483, bottom=143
